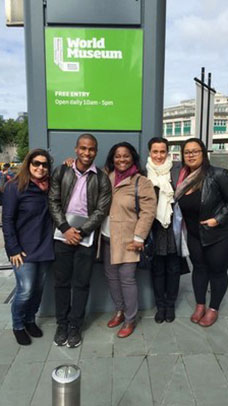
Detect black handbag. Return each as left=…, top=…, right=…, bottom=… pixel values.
left=135, top=177, right=154, bottom=269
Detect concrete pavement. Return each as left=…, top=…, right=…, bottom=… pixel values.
left=1, top=269, right=228, bottom=405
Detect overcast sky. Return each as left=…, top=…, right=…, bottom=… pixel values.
left=0, top=0, right=228, bottom=118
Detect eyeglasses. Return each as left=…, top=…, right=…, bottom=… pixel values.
left=184, top=150, right=202, bottom=157
left=31, top=160, right=48, bottom=168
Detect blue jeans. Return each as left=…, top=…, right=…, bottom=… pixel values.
left=12, top=262, right=49, bottom=330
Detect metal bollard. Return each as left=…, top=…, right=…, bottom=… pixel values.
left=52, top=364, right=81, bottom=406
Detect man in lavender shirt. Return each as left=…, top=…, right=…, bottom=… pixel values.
left=49, top=134, right=111, bottom=347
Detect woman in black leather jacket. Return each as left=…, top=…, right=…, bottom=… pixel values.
left=175, top=138, right=228, bottom=327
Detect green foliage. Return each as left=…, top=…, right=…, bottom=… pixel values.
left=0, top=117, right=29, bottom=161
left=16, top=118, right=29, bottom=161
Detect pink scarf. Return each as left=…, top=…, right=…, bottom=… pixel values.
left=175, top=166, right=202, bottom=201
left=30, top=175, right=49, bottom=191
left=114, top=164, right=139, bottom=186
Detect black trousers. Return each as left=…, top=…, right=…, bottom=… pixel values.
left=151, top=253, right=180, bottom=308
left=188, top=234, right=228, bottom=310
left=53, top=240, right=96, bottom=329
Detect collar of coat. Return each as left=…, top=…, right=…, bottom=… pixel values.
left=109, top=171, right=139, bottom=189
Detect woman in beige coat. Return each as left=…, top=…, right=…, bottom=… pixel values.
left=101, top=142, right=156, bottom=338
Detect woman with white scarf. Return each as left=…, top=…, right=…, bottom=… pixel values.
left=147, top=137, right=181, bottom=323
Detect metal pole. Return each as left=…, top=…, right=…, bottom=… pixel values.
left=52, top=364, right=81, bottom=406
left=199, top=67, right=205, bottom=140
left=205, top=72, right=211, bottom=150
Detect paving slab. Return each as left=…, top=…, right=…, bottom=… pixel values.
left=0, top=304, right=11, bottom=322
left=116, top=356, right=153, bottom=406
left=80, top=340, right=113, bottom=359
left=0, top=361, right=44, bottom=406
left=0, top=329, right=20, bottom=363
left=203, top=317, right=228, bottom=354
left=146, top=322, right=179, bottom=355
left=147, top=354, right=179, bottom=405
left=31, top=360, right=62, bottom=406
left=112, top=356, right=145, bottom=405
left=113, top=324, right=146, bottom=357
left=172, top=318, right=213, bottom=355
left=79, top=358, right=112, bottom=406
left=183, top=353, right=228, bottom=406
left=160, top=355, right=195, bottom=406
left=0, top=364, right=10, bottom=386
left=47, top=341, right=81, bottom=363
left=216, top=354, right=228, bottom=383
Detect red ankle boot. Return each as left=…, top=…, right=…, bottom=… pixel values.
left=190, top=304, right=206, bottom=324
left=117, top=322, right=135, bottom=338
left=199, top=308, right=218, bottom=327
left=107, top=311, right=124, bottom=328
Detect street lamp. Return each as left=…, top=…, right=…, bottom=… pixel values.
left=5, top=0, right=24, bottom=26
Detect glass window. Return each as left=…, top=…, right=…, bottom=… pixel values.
left=214, top=119, right=226, bottom=133
left=174, top=121, right=181, bottom=135
left=183, top=120, right=191, bottom=135
left=166, top=122, right=173, bottom=135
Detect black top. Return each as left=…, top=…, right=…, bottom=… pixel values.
left=152, top=218, right=177, bottom=255
left=179, top=189, right=201, bottom=239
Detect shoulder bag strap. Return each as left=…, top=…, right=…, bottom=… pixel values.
left=135, top=176, right=140, bottom=218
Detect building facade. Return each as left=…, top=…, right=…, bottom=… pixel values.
left=163, top=93, right=228, bottom=160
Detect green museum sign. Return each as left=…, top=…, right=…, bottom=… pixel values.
left=45, top=27, right=143, bottom=130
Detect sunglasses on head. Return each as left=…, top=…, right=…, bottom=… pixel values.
left=31, top=160, right=48, bottom=168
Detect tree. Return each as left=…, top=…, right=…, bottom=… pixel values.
left=16, top=118, right=29, bottom=161
left=2, top=119, right=21, bottom=145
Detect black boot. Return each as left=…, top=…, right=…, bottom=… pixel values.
left=13, top=329, right=31, bottom=345
left=25, top=322, right=43, bottom=337
left=155, top=308, right=165, bottom=323
left=165, top=307, right=175, bottom=323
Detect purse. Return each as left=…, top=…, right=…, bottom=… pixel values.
left=135, top=176, right=154, bottom=269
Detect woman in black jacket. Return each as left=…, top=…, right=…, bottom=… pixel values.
left=2, top=149, right=54, bottom=345
left=175, top=138, right=228, bottom=327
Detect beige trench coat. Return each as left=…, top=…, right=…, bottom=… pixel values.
left=109, top=172, right=157, bottom=264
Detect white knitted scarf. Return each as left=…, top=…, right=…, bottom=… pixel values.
left=146, top=156, right=174, bottom=228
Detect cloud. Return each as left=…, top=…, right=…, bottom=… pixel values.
left=164, top=0, right=228, bottom=106
left=0, top=3, right=26, bottom=119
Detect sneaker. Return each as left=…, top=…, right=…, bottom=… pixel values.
left=25, top=322, right=43, bottom=337
left=54, top=325, right=68, bottom=346
left=67, top=327, right=82, bottom=348
left=155, top=308, right=165, bottom=323
left=13, top=329, right=31, bottom=345
left=165, top=307, right=175, bottom=323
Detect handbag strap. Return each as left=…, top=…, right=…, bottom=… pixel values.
left=135, top=176, right=140, bottom=218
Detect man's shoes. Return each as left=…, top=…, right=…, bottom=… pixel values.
left=107, top=311, right=124, bottom=328
left=117, top=322, right=135, bottom=338
left=13, top=329, right=31, bottom=345
left=67, top=327, right=82, bottom=348
left=25, top=322, right=43, bottom=337
left=165, top=308, right=175, bottom=323
left=190, top=304, right=206, bottom=324
left=155, top=308, right=165, bottom=323
left=198, top=308, right=218, bottom=327
left=54, top=325, right=68, bottom=346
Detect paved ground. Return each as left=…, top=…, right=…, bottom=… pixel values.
left=1, top=267, right=228, bottom=406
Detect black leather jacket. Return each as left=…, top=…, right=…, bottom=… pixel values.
left=199, top=166, right=228, bottom=246
left=48, top=165, right=112, bottom=237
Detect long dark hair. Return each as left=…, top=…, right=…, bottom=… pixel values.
left=105, top=142, right=143, bottom=174
left=181, top=138, right=210, bottom=191
left=13, top=149, right=53, bottom=192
